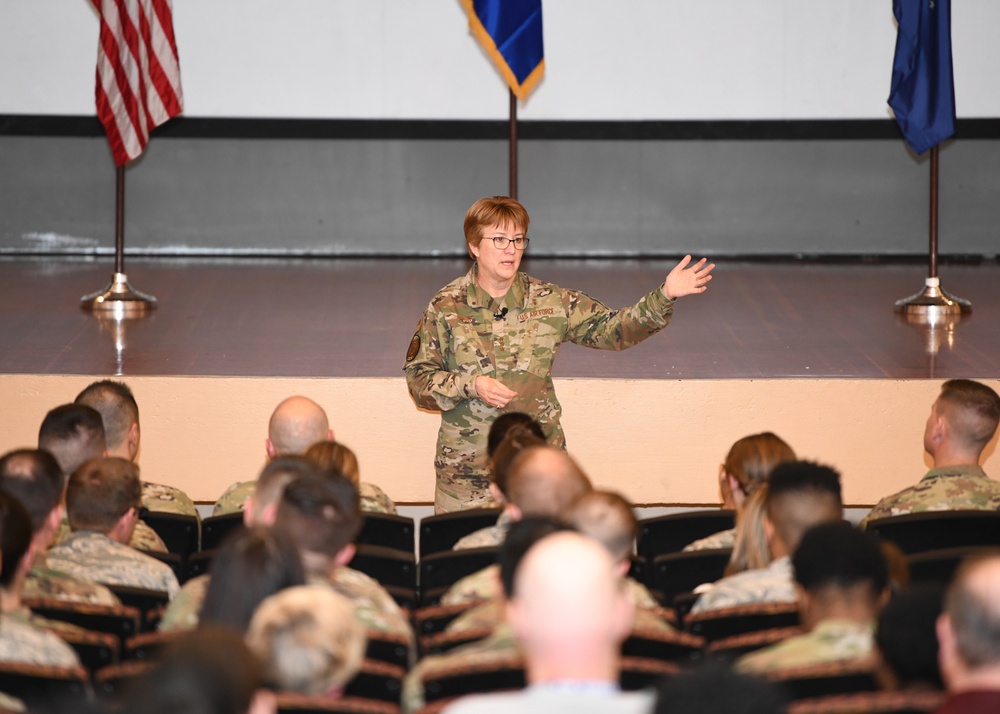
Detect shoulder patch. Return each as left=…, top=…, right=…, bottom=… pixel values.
left=406, top=333, right=421, bottom=362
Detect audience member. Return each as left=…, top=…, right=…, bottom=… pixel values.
left=724, top=485, right=771, bottom=576
left=198, top=527, right=306, bottom=634
left=246, top=585, right=366, bottom=697
left=484, top=413, right=546, bottom=506
left=653, top=663, right=788, bottom=714
left=0, top=449, right=119, bottom=606
left=864, top=379, right=1000, bottom=525
left=37, top=404, right=106, bottom=480
left=736, top=522, right=889, bottom=673
left=75, top=379, right=198, bottom=518
left=452, top=427, right=548, bottom=550
left=691, top=460, right=843, bottom=614
left=443, top=444, right=591, bottom=603
left=160, top=456, right=321, bottom=631
left=304, top=439, right=396, bottom=514
left=213, top=395, right=333, bottom=516
left=875, top=583, right=945, bottom=692
left=686, top=432, right=796, bottom=552
left=120, top=627, right=276, bottom=714
left=442, top=532, right=645, bottom=714
left=0, top=491, right=80, bottom=668
left=47, top=457, right=180, bottom=598
left=935, top=553, right=1000, bottom=712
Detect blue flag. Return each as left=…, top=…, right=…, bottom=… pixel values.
left=888, top=0, right=956, bottom=155
left=461, top=0, right=544, bottom=100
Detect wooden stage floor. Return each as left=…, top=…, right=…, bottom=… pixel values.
left=1, top=257, right=997, bottom=380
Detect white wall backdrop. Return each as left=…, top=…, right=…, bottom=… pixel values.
left=1, top=1, right=998, bottom=120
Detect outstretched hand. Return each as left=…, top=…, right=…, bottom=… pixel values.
left=663, top=255, right=715, bottom=299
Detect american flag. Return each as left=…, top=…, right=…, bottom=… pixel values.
left=93, top=0, right=183, bottom=166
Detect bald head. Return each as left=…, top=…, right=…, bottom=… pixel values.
left=506, top=446, right=592, bottom=518
left=267, top=397, right=331, bottom=457
left=943, top=555, right=1000, bottom=672
left=508, top=532, right=632, bottom=675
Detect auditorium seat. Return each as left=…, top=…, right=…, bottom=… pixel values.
left=104, top=584, right=171, bottom=632
left=342, top=660, right=406, bottom=704
left=0, top=662, right=91, bottom=712
left=419, top=509, right=501, bottom=558
left=350, top=545, right=417, bottom=592
left=359, top=513, right=416, bottom=554
left=650, top=548, right=732, bottom=605
left=419, top=547, right=499, bottom=606
left=140, top=510, right=200, bottom=561
left=421, top=626, right=493, bottom=657
left=787, top=689, right=945, bottom=714
left=865, top=511, right=1000, bottom=555
left=60, top=628, right=120, bottom=675
left=907, top=545, right=996, bottom=585
left=636, top=510, right=736, bottom=560
left=765, top=659, right=879, bottom=701
left=684, top=601, right=801, bottom=642
left=414, top=603, right=477, bottom=639
left=621, top=627, right=705, bottom=664
left=25, top=598, right=141, bottom=656
left=276, top=693, right=401, bottom=714
left=200, top=512, right=246, bottom=552
left=707, top=625, right=804, bottom=662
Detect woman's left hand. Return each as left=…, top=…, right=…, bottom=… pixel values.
left=663, top=255, right=715, bottom=299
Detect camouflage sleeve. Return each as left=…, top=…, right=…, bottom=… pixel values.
left=403, top=308, right=479, bottom=412
left=563, top=284, right=675, bottom=351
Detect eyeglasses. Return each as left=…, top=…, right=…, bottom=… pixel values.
left=490, top=236, right=530, bottom=250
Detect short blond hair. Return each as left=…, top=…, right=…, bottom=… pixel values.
left=247, top=585, right=366, bottom=696
left=463, top=196, right=530, bottom=258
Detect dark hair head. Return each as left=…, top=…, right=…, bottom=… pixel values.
left=37, top=403, right=106, bottom=478
left=74, top=380, right=138, bottom=452
left=254, top=455, right=325, bottom=514
left=766, top=461, right=843, bottom=552
left=121, top=627, right=265, bottom=714
left=0, top=491, right=34, bottom=589
left=65, top=457, right=141, bottom=533
left=653, top=663, right=789, bottom=714
left=876, top=583, right=945, bottom=689
left=490, top=427, right=547, bottom=498
left=0, top=448, right=64, bottom=533
left=792, top=522, right=888, bottom=596
left=487, top=413, right=545, bottom=459
left=499, top=517, right=573, bottom=599
left=199, top=527, right=306, bottom=634
left=274, top=473, right=361, bottom=563
left=937, top=379, right=1000, bottom=452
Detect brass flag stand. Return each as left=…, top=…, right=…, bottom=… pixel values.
left=81, top=164, right=157, bottom=317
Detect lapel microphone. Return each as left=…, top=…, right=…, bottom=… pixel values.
left=493, top=307, right=508, bottom=321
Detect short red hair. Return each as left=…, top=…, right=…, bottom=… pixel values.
left=463, top=196, right=530, bottom=258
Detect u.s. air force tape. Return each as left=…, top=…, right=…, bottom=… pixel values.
left=406, top=333, right=421, bottom=362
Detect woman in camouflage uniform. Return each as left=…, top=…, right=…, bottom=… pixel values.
left=404, top=196, right=715, bottom=513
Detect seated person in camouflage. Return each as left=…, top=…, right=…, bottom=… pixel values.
left=199, top=527, right=306, bottom=634
left=452, top=423, right=547, bottom=550
left=0, top=491, right=80, bottom=668
left=446, top=491, right=671, bottom=637
left=272, top=473, right=415, bottom=648
left=863, top=379, right=1000, bottom=526
left=442, top=445, right=591, bottom=603
left=736, top=522, right=889, bottom=673
left=247, top=585, right=366, bottom=697
left=691, top=461, right=843, bottom=615
left=47, top=457, right=180, bottom=598
left=75, top=379, right=198, bottom=519
left=160, top=456, right=319, bottom=631
left=0, top=449, right=119, bottom=606
left=38, top=403, right=165, bottom=554
left=685, top=431, right=796, bottom=552
left=213, top=395, right=334, bottom=515
left=304, top=440, right=396, bottom=515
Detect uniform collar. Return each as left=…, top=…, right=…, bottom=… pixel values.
left=467, top=264, right=526, bottom=311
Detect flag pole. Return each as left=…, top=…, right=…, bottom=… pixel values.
left=893, top=144, right=970, bottom=317
left=81, top=164, right=157, bottom=316
left=509, top=89, right=518, bottom=200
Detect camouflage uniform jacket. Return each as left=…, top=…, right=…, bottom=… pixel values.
left=404, top=266, right=676, bottom=512
left=47, top=531, right=180, bottom=599
left=0, top=609, right=80, bottom=669
left=53, top=517, right=167, bottom=554
left=158, top=574, right=209, bottom=632
left=735, top=618, right=875, bottom=674
left=452, top=512, right=513, bottom=551
left=403, top=624, right=519, bottom=714
left=24, top=554, right=121, bottom=607
left=861, top=465, right=1000, bottom=527
left=442, top=563, right=660, bottom=612
left=690, top=555, right=794, bottom=615
left=142, top=480, right=199, bottom=519
left=683, top=527, right=736, bottom=552
left=0, top=690, right=24, bottom=713
left=212, top=479, right=397, bottom=516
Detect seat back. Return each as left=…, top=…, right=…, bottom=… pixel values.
left=419, top=509, right=501, bottom=558
left=61, top=629, right=120, bottom=674
left=364, top=631, right=412, bottom=669
left=200, top=512, right=246, bottom=552
left=767, top=659, right=879, bottom=701
left=419, top=548, right=498, bottom=605
left=637, top=510, right=736, bottom=560
left=619, top=656, right=681, bottom=690
left=124, top=630, right=182, bottom=663
left=276, top=693, right=401, bottom=714
left=25, top=598, right=142, bottom=654
left=414, top=603, right=477, bottom=639
left=865, top=511, right=1000, bottom=555
left=651, top=549, right=732, bottom=604
left=342, top=660, right=406, bottom=704
left=421, top=653, right=525, bottom=704
left=707, top=625, right=804, bottom=662
left=104, top=584, right=171, bottom=632
left=621, top=628, right=705, bottom=664
left=359, top=513, right=416, bottom=555
left=786, top=689, right=945, bottom=713
left=185, top=548, right=217, bottom=581
left=907, top=545, right=997, bottom=585
left=685, top=601, right=801, bottom=641
left=350, top=545, right=417, bottom=591
left=0, top=662, right=92, bottom=712
left=140, top=511, right=200, bottom=559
